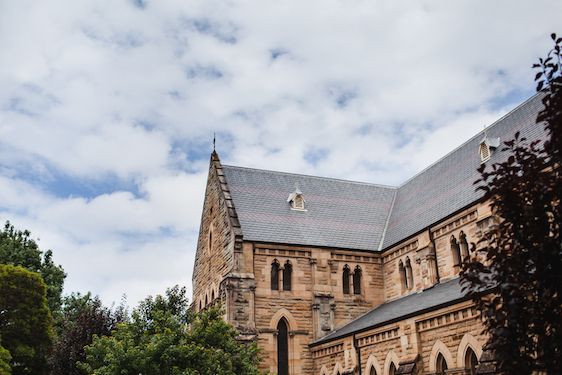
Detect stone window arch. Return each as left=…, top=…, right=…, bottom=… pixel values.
left=459, top=231, right=470, bottom=261
left=333, top=362, right=343, bottom=375
left=383, top=351, right=400, bottom=375
left=429, top=340, right=454, bottom=374
left=451, top=235, right=461, bottom=266
left=457, top=333, right=483, bottom=370
left=205, top=294, right=208, bottom=306
left=436, top=353, right=448, bottom=374
left=404, top=257, right=413, bottom=290
left=271, top=259, right=280, bottom=291
left=342, top=264, right=351, bottom=294
left=283, top=260, right=292, bottom=291
left=277, top=317, right=289, bottom=375
left=353, top=265, right=362, bottom=295
left=465, top=347, right=479, bottom=375
left=364, top=354, right=382, bottom=375
left=207, top=225, right=214, bottom=255
left=211, top=289, right=215, bottom=301
left=398, top=260, right=408, bottom=291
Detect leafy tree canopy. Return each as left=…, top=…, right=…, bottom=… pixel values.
left=0, top=222, right=66, bottom=315
left=0, top=265, right=53, bottom=375
left=0, top=344, right=11, bottom=375
left=462, top=34, right=562, bottom=374
left=79, top=286, right=260, bottom=375
left=49, top=293, right=126, bottom=375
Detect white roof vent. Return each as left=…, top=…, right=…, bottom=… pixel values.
left=479, top=135, right=500, bottom=162
left=287, top=187, right=306, bottom=211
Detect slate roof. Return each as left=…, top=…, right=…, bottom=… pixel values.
left=383, top=93, right=546, bottom=248
left=220, top=94, right=545, bottom=252
left=222, top=166, right=397, bottom=251
left=311, top=278, right=471, bottom=345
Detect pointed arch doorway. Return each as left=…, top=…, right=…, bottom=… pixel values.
left=277, top=318, right=289, bottom=375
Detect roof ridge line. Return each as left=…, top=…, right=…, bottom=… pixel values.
left=222, top=164, right=398, bottom=190
left=397, top=92, right=541, bottom=188
left=377, top=189, right=397, bottom=251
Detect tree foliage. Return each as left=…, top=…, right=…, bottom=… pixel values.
left=0, top=265, right=53, bottom=375
left=49, top=293, right=126, bottom=375
left=79, top=286, right=260, bottom=375
left=0, top=222, right=66, bottom=315
left=0, top=344, right=11, bottom=375
left=461, top=34, right=562, bottom=374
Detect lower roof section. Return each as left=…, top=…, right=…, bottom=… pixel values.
left=311, top=277, right=473, bottom=346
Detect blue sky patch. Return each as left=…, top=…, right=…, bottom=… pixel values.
left=304, top=147, right=329, bottom=166
left=185, top=65, right=224, bottom=80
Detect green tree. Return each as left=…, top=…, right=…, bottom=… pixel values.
left=0, top=343, right=11, bottom=375
left=461, top=34, right=562, bottom=374
left=79, top=286, right=260, bottom=375
left=0, top=222, right=66, bottom=315
left=0, top=265, right=53, bottom=375
left=49, top=293, right=126, bottom=375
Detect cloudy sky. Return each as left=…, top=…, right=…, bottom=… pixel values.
left=0, top=0, right=560, bottom=306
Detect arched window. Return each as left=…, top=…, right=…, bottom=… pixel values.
left=353, top=266, right=362, bottom=295
left=199, top=300, right=202, bottom=311
left=389, top=362, right=397, bottom=375
left=459, top=231, right=469, bottom=261
left=277, top=318, right=289, bottom=375
left=436, top=353, right=448, bottom=375
left=271, top=260, right=280, bottom=291
left=465, top=347, right=479, bottom=375
left=211, top=290, right=215, bottom=301
left=398, top=260, right=407, bottom=289
left=451, top=235, right=461, bottom=266
left=205, top=295, right=208, bottom=306
left=342, top=265, right=350, bottom=294
left=369, top=365, right=377, bottom=375
left=405, top=257, right=413, bottom=290
left=208, top=228, right=213, bottom=254
left=283, top=261, right=292, bottom=291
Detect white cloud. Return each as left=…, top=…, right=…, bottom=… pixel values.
left=0, top=0, right=560, bottom=306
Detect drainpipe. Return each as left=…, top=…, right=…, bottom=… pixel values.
left=353, top=334, right=362, bottom=375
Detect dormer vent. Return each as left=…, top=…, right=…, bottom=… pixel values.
left=287, top=187, right=306, bottom=211
left=479, top=135, right=500, bottom=162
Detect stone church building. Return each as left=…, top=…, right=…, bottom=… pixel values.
left=191, top=94, right=544, bottom=375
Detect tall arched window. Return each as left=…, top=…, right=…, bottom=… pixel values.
left=353, top=266, right=362, bottom=295
left=283, top=261, right=292, bottom=291
left=208, top=228, right=213, bottom=254
left=277, top=318, right=289, bottom=375
left=271, top=260, right=280, bottom=291
left=465, top=347, right=479, bottom=375
left=451, top=235, right=461, bottom=266
left=459, top=231, right=469, bottom=261
left=205, top=295, right=208, bottom=306
left=211, top=290, right=215, bottom=301
left=436, top=353, right=448, bottom=375
left=369, top=365, right=377, bottom=375
left=342, top=265, right=350, bottom=294
left=389, top=362, right=397, bottom=375
left=405, top=257, right=413, bottom=290
left=399, top=260, right=408, bottom=290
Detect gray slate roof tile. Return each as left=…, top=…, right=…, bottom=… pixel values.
left=312, top=278, right=469, bottom=345
left=383, top=94, right=546, bottom=248
left=221, top=94, right=545, bottom=252
left=222, top=167, right=396, bottom=251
